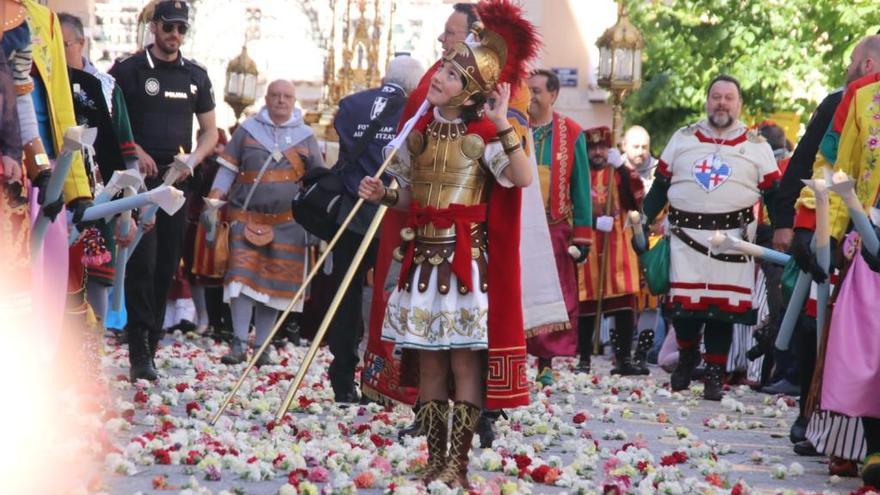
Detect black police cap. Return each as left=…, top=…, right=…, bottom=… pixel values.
left=153, top=1, right=190, bottom=25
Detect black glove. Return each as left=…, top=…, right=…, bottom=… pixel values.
left=791, top=228, right=834, bottom=283
left=861, top=226, right=880, bottom=273
left=69, top=198, right=98, bottom=231
left=572, top=244, right=590, bottom=263
left=33, top=170, right=64, bottom=221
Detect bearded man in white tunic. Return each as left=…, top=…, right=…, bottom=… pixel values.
left=642, top=74, right=780, bottom=401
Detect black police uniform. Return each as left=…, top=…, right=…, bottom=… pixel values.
left=109, top=46, right=215, bottom=355
left=326, top=82, right=406, bottom=401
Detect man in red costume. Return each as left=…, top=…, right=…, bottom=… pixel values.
left=578, top=126, right=646, bottom=375
left=526, top=68, right=593, bottom=377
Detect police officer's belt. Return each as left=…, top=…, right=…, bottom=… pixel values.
left=668, top=206, right=753, bottom=230
left=238, top=169, right=299, bottom=184
left=229, top=208, right=294, bottom=226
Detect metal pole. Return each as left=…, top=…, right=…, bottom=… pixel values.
left=209, top=146, right=398, bottom=425
left=274, top=182, right=396, bottom=422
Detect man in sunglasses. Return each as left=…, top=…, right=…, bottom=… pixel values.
left=109, top=0, right=218, bottom=380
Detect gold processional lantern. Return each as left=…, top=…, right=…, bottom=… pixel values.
left=589, top=3, right=645, bottom=356
left=596, top=2, right=644, bottom=144
left=224, top=46, right=259, bottom=122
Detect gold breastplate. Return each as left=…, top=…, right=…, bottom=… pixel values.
left=408, top=120, right=489, bottom=240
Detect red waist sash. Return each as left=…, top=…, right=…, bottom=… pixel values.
left=399, top=202, right=487, bottom=292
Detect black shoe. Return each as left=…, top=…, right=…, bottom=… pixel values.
left=334, top=389, right=360, bottom=405
left=398, top=403, right=423, bottom=440
left=254, top=349, right=272, bottom=367
left=148, top=329, right=164, bottom=369
left=790, top=416, right=808, bottom=444
left=703, top=363, right=724, bottom=401
left=476, top=412, right=496, bottom=448
left=211, top=324, right=234, bottom=344
left=397, top=420, right=422, bottom=439
left=793, top=440, right=820, bottom=456
left=283, top=317, right=302, bottom=346
left=127, top=327, right=158, bottom=382
left=611, top=356, right=641, bottom=376
left=221, top=338, right=247, bottom=365
left=575, top=357, right=591, bottom=374
left=168, top=319, right=196, bottom=333
left=609, top=326, right=635, bottom=375
left=537, top=357, right=552, bottom=372
left=670, top=347, right=700, bottom=391
left=761, top=379, right=801, bottom=396
left=632, top=329, right=654, bottom=375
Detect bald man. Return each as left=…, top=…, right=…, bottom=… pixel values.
left=207, top=78, right=325, bottom=366
left=622, top=125, right=656, bottom=189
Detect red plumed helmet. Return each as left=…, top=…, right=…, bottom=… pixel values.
left=475, top=0, right=541, bottom=90
left=443, top=0, right=541, bottom=106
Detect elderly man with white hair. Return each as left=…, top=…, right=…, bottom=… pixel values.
left=326, top=54, right=424, bottom=403
left=206, top=79, right=325, bottom=365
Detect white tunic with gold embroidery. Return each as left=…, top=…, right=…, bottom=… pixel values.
left=382, top=108, right=512, bottom=350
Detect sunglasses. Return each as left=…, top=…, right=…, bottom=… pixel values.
left=160, top=22, right=188, bottom=35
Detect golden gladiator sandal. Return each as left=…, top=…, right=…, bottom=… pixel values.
left=437, top=401, right=481, bottom=488
left=419, top=400, right=450, bottom=484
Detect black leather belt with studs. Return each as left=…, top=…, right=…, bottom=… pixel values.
left=668, top=206, right=754, bottom=231
left=669, top=226, right=747, bottom=263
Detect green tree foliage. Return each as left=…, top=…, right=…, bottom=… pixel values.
left=624, top=0, right=878, bottom=152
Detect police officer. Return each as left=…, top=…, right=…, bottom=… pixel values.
left=110, top=0, right=218, bottom=381
left=326, top=55, right=423, bottom=403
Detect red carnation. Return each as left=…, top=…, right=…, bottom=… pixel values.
left=573, top=412, right=588, bottom=424
left=603, top=484, right=622, bottom=495
left=369, top=433, right=391, bottom=448
left=660, top=451, right=688, bottom=466
left=185, top=401, right=200, bottom=416
left=513, top=454, right=532, bottom=470
left=133, top=390, right=149, bottom=404
left=152, top=448, right=172, bottom=465
left=530, top=464, right=550, bottom=483
left=175, top=383, right=189, bottom=393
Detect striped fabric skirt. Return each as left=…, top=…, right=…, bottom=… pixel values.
left=727, top=270, right=768, bottom=375
left=223, top=219, right=308, bottom=311
left=806, top=410, right=866, bottom=461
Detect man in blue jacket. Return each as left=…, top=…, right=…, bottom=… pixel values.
left=326, top=55, right=423, bottom=403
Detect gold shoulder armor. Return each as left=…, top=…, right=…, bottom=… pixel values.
left=747, top=129, right=766, bottom=143
left=406, top=130, right=425, bottom=155
left=460, top=133, right=485, bottom=160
